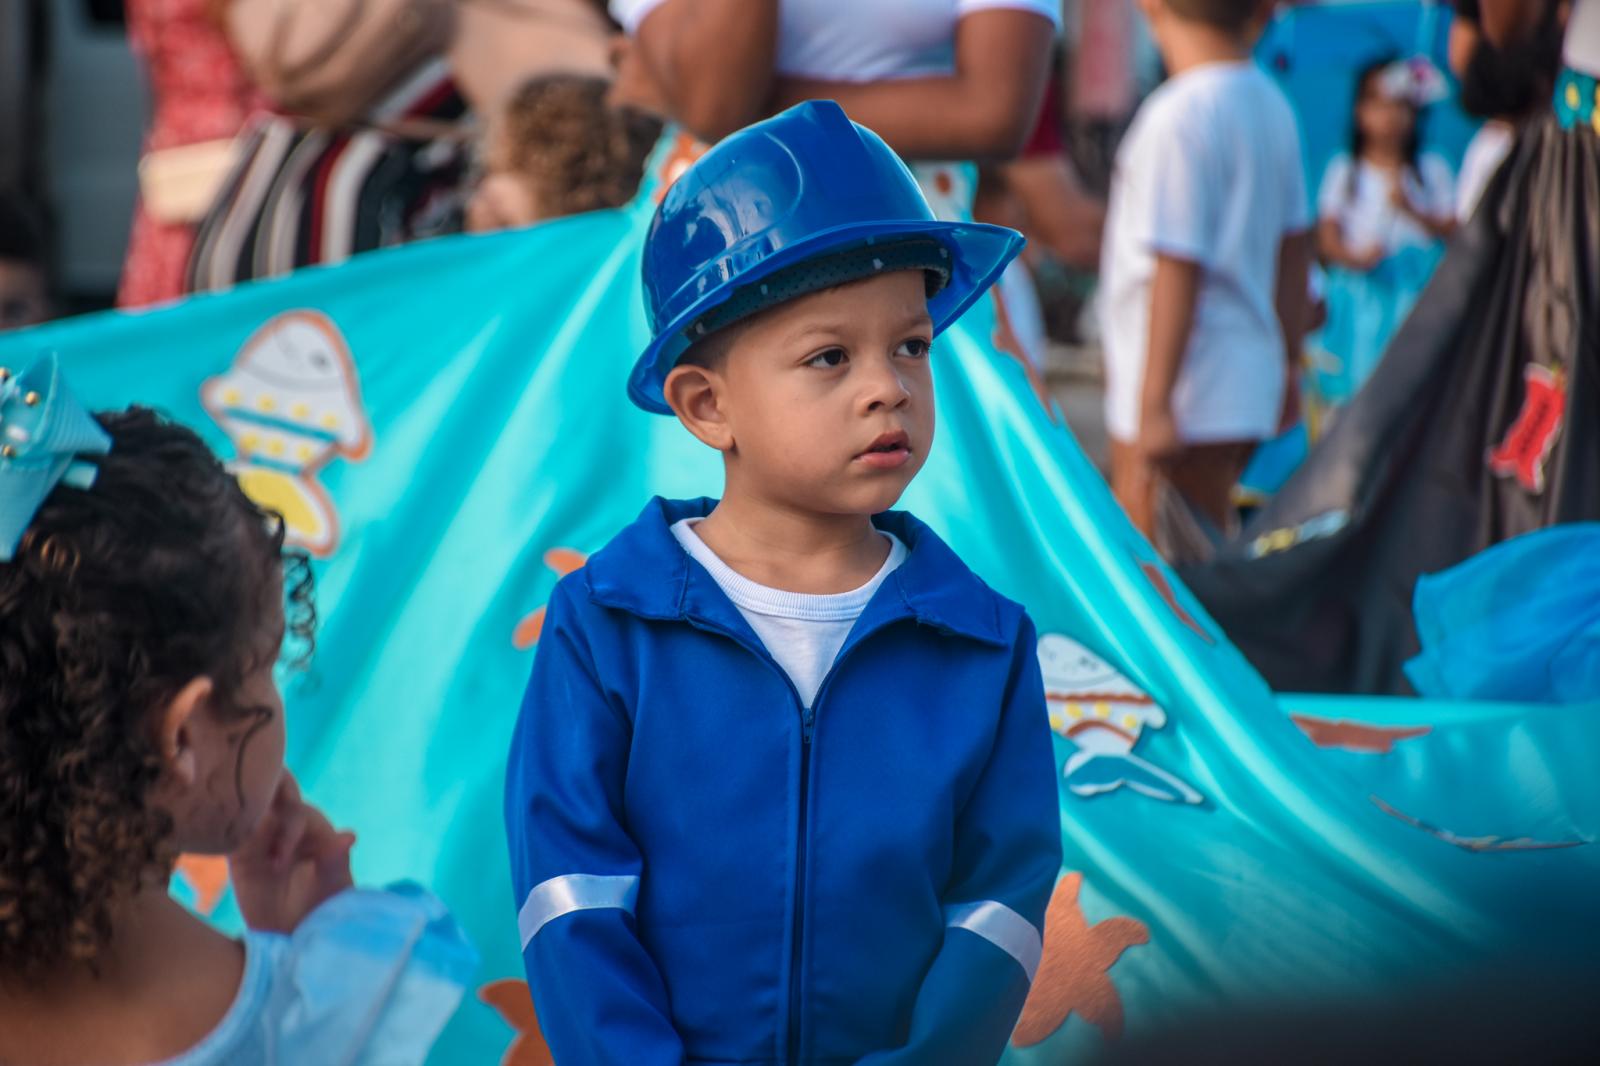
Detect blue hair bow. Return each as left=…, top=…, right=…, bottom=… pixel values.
left=0, top=354, right=111, bottom=561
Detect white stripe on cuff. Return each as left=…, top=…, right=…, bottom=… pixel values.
left=518, top=873, right=640, bottom=949
left=944, top=899, right=1044, bottom=982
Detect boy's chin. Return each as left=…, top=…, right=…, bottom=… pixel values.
left=805, top=478, right=915, bottom=518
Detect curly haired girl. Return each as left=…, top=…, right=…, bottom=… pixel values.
left=466, top=73, right=663, bottom=232
left=0, top=356, right=474, bottom=1065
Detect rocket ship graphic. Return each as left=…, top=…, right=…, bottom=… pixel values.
left=1037, top=633, right=1203, bottom=805
left=201, top=311, right=372, bottom=557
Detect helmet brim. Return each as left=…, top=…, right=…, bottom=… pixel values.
left=628, top=219, right=1024, bottom=415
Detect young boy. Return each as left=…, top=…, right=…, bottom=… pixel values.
left=1099, top=0, right=1311, bottom=546
left=504, top=100, right=1062, bottom=1065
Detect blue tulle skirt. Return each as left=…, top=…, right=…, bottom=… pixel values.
left=1406, top=524, right=1600, bottom=703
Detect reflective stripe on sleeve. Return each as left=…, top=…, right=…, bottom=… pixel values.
left=944, top=899, right=1044, bottom=982
left=518, top=873, right=641, bottom=949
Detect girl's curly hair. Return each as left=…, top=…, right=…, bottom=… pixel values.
left=0, top=407, right=314, bottom=974
left=501, top=73, right=664, bottom=218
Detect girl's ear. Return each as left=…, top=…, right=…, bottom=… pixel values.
left=664, top=364, right=735, bottom=452
left=157, top=677, right=215, bottom=787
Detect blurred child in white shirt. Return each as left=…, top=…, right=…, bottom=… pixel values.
left=1099, top=0, right=1311, bottom=544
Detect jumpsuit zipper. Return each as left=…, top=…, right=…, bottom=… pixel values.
left=787, top=703, right=813, bottom=1065
left=684, top=613, right=901, bottom=1065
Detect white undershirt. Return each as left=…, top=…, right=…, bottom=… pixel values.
left=670, top=518, right=907, bottom=708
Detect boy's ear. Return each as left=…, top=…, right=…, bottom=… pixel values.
left=664, top=364, right=735, bottom=452
left=156, top=677, right=215, bottom=787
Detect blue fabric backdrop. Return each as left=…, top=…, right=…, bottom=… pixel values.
left=5, top=132, right=1596, bottom=1063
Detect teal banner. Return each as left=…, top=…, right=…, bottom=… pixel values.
left=5, top=173, right=1596, bottom=1063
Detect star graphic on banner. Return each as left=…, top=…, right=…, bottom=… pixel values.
left=1013, top=872, right=1150, bottom=1047
left=1290, top=715, right=1432, bottom=754
left=480, top=979, right=555, bottom=1066
left=174, top=854, right=230, bottom=915
left=512, top=549, right=589, bottom=649
left=1138, top=561, right=1214, bottom=644
left=1370, top=796, right=1590, bottom=853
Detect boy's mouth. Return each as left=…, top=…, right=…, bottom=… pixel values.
left=855, top=430, right=913, bottom=469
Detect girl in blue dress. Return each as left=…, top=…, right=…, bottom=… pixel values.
left=1313, top=56, right=1456, bottom=404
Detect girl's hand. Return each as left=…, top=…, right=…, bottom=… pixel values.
left=1387, top=175, right=1411, bottom=211
left=228, top=774, right=356, bottom=934
left=1349, top=244, right=1386, bottom=272
left=1388, top=177, right=1436, bottom=229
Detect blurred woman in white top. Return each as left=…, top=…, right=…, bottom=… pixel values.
left=607, top=0, right=1060, bottom=160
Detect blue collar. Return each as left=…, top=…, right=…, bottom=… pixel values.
left=584, top=496, right=1007, bottom=648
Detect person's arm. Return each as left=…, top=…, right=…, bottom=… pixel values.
left=1138, top=253, right=1202, bottom=461
left=857, top=614, right=1062, bottom=1065
left=1002, top=153, right=1105, bottom=268
left=1314, top=157, right=1384, bottom=270
left=1479, top=0, right=1546, bottom=45
left=1128, top=109, right=1228, bottom=459
left=1274, top=229, right=1313, bottom=432
left=504, top=580, right=686, bottom=1066
left=626, top=0, right=778, bottom=143
left=1395, top=202, right=1456, bottom=240
left=770, top=9, right=1055, bottom=161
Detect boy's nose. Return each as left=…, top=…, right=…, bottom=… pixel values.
left=861, top=359, right=913, bottom=412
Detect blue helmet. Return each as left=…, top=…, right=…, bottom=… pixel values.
left=629, top=100, right=1024, bottom=414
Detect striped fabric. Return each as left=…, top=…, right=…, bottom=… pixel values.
left=186, top=59, right=471, bottom=293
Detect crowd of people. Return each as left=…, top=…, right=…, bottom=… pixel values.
left=2, top=2, right=1550, bottom=529
left=2, top=0, right=1597, bottom=1063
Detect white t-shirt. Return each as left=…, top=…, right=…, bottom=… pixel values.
left=610, top=0, right=1060, bottom=81
left=670, top=518, right=907, bottom=708
left=1455, top=121, right=1514, bottom=222
left=1316, top=153, right=1454, bottom=256
left=1098, top=61, right=1310, bottom=445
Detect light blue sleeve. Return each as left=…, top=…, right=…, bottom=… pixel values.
left=273, top=882, right=479, bottom=1065
left=158, top=883, right=477, bottom=1066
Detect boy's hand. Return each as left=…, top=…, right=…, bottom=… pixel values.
left=1137, top=405, right=1183, bottom=462
left=228, top=774, right=356, bottom=934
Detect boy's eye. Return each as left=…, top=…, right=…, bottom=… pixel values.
left=896, top=338, right=932, bottom=360
left=806, top=348, right=848, bottom=368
